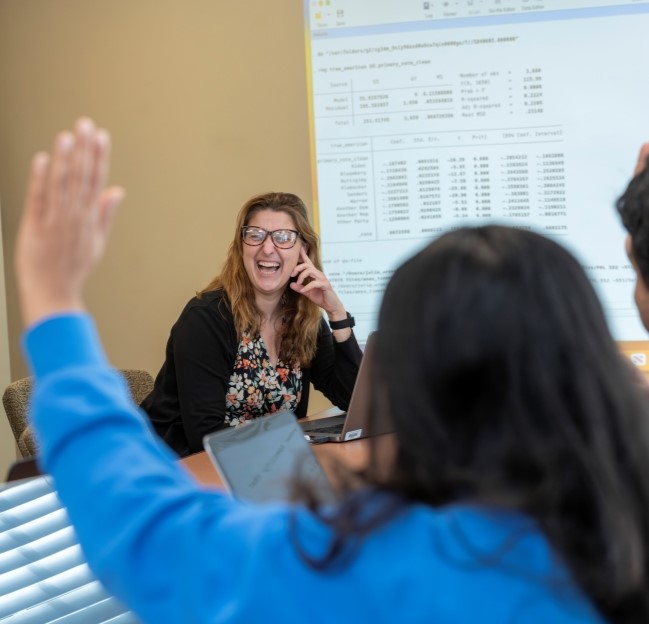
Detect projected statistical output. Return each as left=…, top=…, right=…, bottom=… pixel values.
left=305, top=1, right=649, bottom=342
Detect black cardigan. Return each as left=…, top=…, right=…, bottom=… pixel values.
left=141, top=290, right=362, bottom=457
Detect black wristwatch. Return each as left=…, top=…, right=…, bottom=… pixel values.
left=328, top=312, right=355, bottom=330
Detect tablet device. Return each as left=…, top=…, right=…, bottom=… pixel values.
left=203, top=411, right=335, bottom=504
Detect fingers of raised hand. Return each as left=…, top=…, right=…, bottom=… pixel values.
left=97, top=186, right=124, bottom=234
left=15, top=119, right=123, bottom=327
left=635, top=143, right=649, bottom=176
left=90, top=128, right=111, bottom=209
left=43, top=119, right=112, bottom=224
left=46, top=130, right=75, bottom=221
left=69, top=118, right=96, bottom=210
left=72, top=119, right=112, bottom=215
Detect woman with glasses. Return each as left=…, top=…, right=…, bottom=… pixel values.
left=141, top=192, right=362, bottom=457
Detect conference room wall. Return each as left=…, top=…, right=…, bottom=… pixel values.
left=0, top=0, right=333, bottom=475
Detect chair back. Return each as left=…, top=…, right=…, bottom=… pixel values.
left=3, top=369, right=154, bottom=458
left=120, top=369, right=155, bottom=405
left=2, top=377, right=33, bottom=458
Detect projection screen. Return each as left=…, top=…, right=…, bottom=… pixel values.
left=303, top=0, right=649, bottom=367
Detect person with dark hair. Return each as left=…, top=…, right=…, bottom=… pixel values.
left=367, top=225, right=649, bottom=623
left=617, top=143, right=649, bottom=330
left=140, top=191, right=361, bottom=457
left=18, top=119, right=649, bottom=622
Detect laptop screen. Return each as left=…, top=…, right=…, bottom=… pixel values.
left=203, top=411, right=335, bottom=503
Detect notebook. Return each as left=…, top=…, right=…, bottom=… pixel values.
left=203, top=410, right=335, bottom=503
left=300, top=332, right=390, bottom=443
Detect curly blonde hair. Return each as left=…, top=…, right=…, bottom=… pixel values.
left=200, top=192, right=323, bottom=366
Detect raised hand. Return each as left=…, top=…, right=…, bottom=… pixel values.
left=634, top=143, right=649, bottom=176
left=15, top=118, right=125, bottom=327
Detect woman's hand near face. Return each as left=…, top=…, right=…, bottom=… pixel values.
left=290, top=247, right=347, bottom=319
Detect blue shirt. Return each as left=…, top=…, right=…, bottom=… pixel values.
left=24, top=313, right=604, bottom=623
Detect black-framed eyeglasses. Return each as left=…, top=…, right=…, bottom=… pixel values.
left=241, top=226, right=300, bottom=249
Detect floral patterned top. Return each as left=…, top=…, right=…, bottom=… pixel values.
left=224, top=332, right=302, bottom=426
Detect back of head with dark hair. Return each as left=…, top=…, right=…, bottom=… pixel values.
left=618, top=156, right=649, bottom=285
left=368, top=226, right=649, bottom=623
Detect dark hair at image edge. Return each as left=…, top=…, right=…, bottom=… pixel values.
left=297, top=226, right=649, bottom=623
left=618, top=154, right=649, bottom=286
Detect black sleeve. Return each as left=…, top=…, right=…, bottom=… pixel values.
left=308, top=318, right=363, bottom=411
left=171, top=303, right=237, bottom=453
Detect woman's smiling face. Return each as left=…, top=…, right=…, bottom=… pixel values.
left=242, top=209, right=303, bottom=301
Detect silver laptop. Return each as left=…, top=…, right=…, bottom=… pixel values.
left=203, top=411, right=335, bottom=503
left=300, top=332, right=390, bottom=443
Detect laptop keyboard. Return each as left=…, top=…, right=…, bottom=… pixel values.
left=309, top=424, right=344, bottom=435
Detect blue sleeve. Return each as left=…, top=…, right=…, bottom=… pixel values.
left=22, top=314, right=312, bottom=623
left=22, top=314, right=602, bottom=624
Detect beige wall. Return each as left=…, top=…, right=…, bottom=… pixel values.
left=0, top=204, right=14, bottom=471
left=0, top=0, right=333, bottom=476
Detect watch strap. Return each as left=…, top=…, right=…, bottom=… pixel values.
left=328, top=312, right=355, bottom=330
